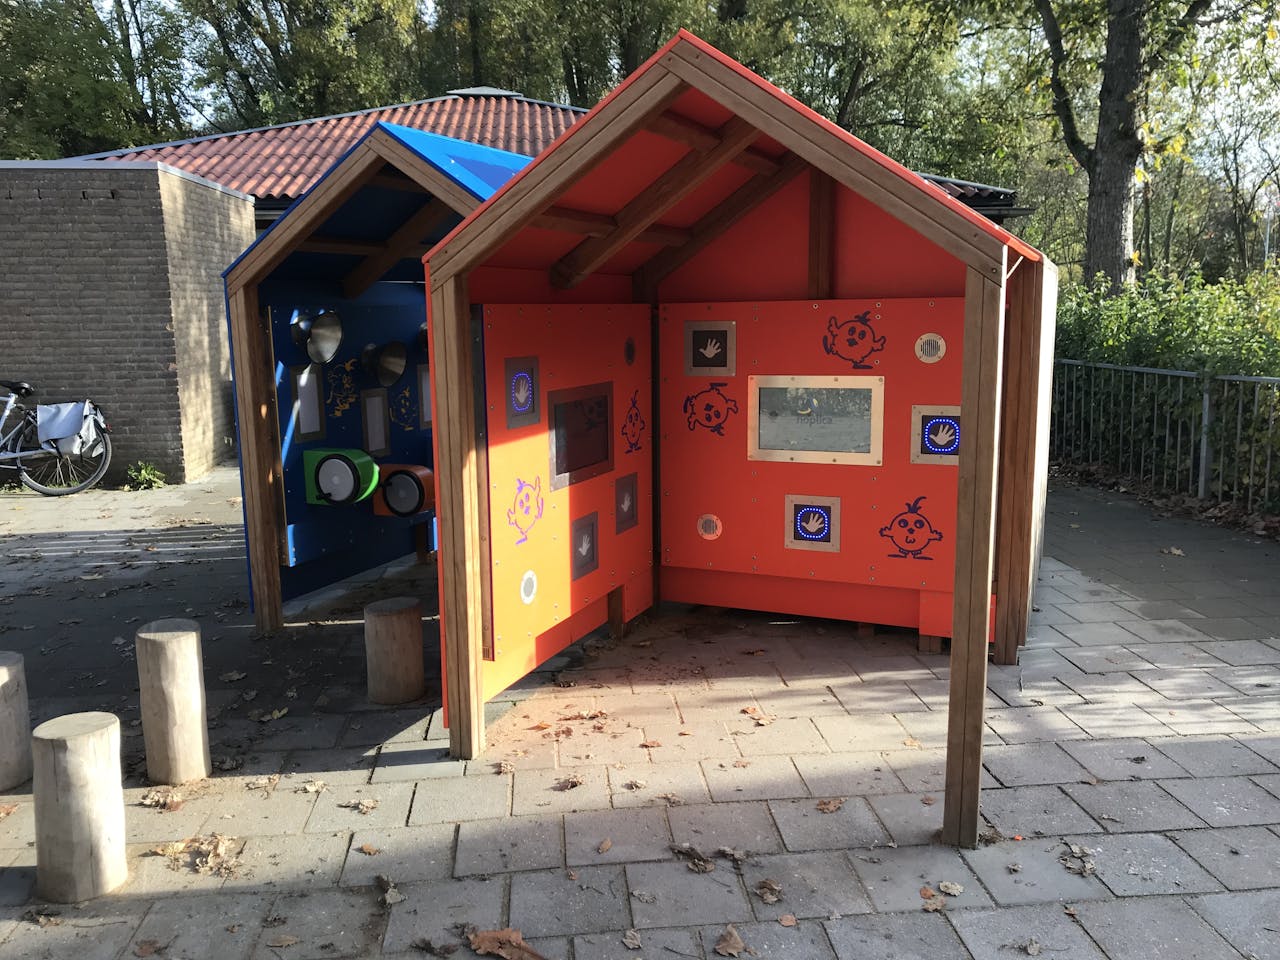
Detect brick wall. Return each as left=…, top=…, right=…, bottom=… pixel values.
left=0, top=164, right=253, bottom=483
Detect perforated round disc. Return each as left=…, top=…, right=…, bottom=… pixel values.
left=384, top=471, right=425, bottom=516
left=914, top=333, right=947, bottom=363
left=316, top=455, right=358, bottom=503
left=520, top=570, right=538, bottom=605
left=697, top=514, right=723, bottom=540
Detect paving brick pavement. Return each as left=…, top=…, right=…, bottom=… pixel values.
left=0, top=474, right=1277, bottom=958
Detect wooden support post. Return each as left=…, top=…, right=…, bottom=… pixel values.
left=943, top=261, right=1007, bottom=848
left=33, top=713, right=128, bottom=902
left=136, top=619, right=212, bottom=785
left=994, top=258, right=1058, bottom=664
left=917, top=634, right=944, bottom=655
left=429, top=275, right=487, bottom=759
left=607, top=587, right=626, bottom=642
left=0, top=652, right=31, bottom=791
left=808, top=170, right=835, bottom=299
left=364, top=597, right=427, bottom=704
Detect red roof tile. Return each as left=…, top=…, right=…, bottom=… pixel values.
left=79, top=95, right=583, bottom=201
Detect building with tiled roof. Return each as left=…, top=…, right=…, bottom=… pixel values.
left=73, top=89, right=584, bottom=226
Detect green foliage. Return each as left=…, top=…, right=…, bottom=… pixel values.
left=125, top=460, right=167, bottom=490
left=1056, top=271, right=1280, bottom=375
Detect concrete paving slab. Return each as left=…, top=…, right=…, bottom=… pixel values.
left=200, top=782, right=319, bottom=837
left=829, top=681, right=930, bottom=714
left=740, top=851, right=872, bottom=920
left=866, top=792, right=943, bottom=846
left=409, top=773, right=511, bottom=823
left=1128, top=641, right=1225, bottom=669
left=728, top=717, right=830, bottom=757
left=1146, top=700, right=1263, bottom=735
left=701, top=756, right=809, bottom=802
left=847, top=843, right=991, bottom=912
left=253, top=714, right=347, bottom=752
left=1066, top=832, right=1224, bottom=896
left=1169, top=825, right=1280, bottom=890
left=1060, top=737, right=1192, bottom=780
left=1234, top=734, right=1280, bottom=766
left=983, top=742, right=1091, bottom=787
left=1055, top=619, right=1153, bottom=646
left=338, top=707, right=431, bottom=746
left=1187, top=889, right=1280, bottom=960
left=382, top=876, right=507, bottom=951
left=607, top=761, right=711, bottom=808
left=1151, top=735, right=1279, bottom=776
left=1059, top=702, right=1174, bottom=738
left=304, top=781, right=414, bottom=832
left=124, top=891, right=271, bottom=960
left=1191, top=617, right=1274, bottom=640
left=769, top=796, right=889, bottom=851
left=1122, top=619, right=1215, bottom=643
left=122, top=841, right=234, bottom=895
left=508, top=865, right=630, bottom=937
left=667, top=800, right=783, bottom=855
left=637, top=720, right=741, bottom=760
left=1158, top=774, right=1280, bottom=827
left=340, top=823, right=455, bottom=886
left=813, top=714, right=911, bottom=751
left=574, top=927, right=703, bottom=960
left=249, top=888, right=385, bottom=960
left=1195, top=639, right=1280, bottom=665
left=626, top=860, right=751, bottom=929
left=1059, top=644, right=1155, bottom=673
left=1207, top=663, right=1280, bottom=696
left=979, top=785, right=1101, bottom=837
left=456, top=814, right=565, bottom=875
left=983, top=706, right=1088, bottom=743
left=512, top=765, right=613, bottom=816
left=698, top=919, right=837, bottom=959
left=281, top=747, right=377, bottom=784
left=824, top=912, right=971, bottom=960
left=951, top=903, right=1109, bottom=959
left=223, top=831, right=349, bottom=892
left=961, top=837, right=1111, bottom=905
left=0, top=896, right=151, bottom=960
left=1075, top=894, right=1244, bottom=960
left=793, top=752, right=906, bottom=796
left=370, top=742, right=466, bottom=782
left=565, top=807, right=671, bottom=866
left=1062, top=780, right=1206, bottom=833
left=1056, top=601, right=1140, bottom=623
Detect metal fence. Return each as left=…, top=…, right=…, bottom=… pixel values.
left=1051, top=360, right=1280, bottom=514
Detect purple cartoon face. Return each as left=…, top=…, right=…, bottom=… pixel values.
left=506, top=476, right=544, bottom=544
left=621, top=390, right=646, bottom=453
left=823, top=311, right=886, bottom=369
left=879, top=496, right=943, bottom=559
left=683, top=382, right=739, bottom=436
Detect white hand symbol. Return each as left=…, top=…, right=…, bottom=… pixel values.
left=578, top=534, right=592, bottom=556
left=801, top=511, right=825, bottom=534
left=930, top=422, right=956, bottom=447
left=698, top=339, right=723, bottom=359
left=513, top=379, right=531, bottom=406
left=620, top=493, right=633, bottom=513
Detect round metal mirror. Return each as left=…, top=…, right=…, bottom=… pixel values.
left=362, top=341, right=408, bottom=387
left=291, top=310, right=344, bottom=364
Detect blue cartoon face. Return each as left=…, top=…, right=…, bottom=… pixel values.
left=621, top=390, right=646, bottom=452
left=823, top=311, right=886, bottom=369
left=683, top=382, right=739, bottom=436
left=506, top=476, right=544, bottom=545
left=879, top=496, right=943, bottom=559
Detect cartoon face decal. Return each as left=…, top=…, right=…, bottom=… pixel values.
left=879, top=496, right=943, bottom=559
left=683, top=382, right=739, bottom=436
left=506, top=476, right=544, bottom=545
left=823, top=311, right=886, bottom=369
left=621, top=389, right=646, bottom=453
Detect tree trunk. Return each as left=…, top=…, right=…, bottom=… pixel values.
left=1083, top=0, right=1146, bottom=288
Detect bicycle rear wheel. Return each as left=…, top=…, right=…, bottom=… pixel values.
left=18, top=423, right=112, bottom=495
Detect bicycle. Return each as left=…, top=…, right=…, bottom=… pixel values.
left=0, top=380, right=112, bottom=496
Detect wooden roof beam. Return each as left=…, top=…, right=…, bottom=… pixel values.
left=551, top=116, right=760, bottom=289
left=297, top=236, right=385, bottom=256
left=533, top=206, right=691, bottom=246
left=649, top=111, right=780, bottom=175
left=343, top=198, right=454, bottom=300
left=633, top=153, right=807, bottom=298
left=369, top=170, right=427, bottom=193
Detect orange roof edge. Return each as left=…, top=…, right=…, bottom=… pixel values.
left=425, top=30, right=1040, bottom=271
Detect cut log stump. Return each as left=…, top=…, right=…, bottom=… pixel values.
left=33, top=712, right=127, bottom=901
left=136, top=618, right=212, bottom=785
left=0, top=652, right=32, bottom=791
left=364, top=597, right=426, bottom=705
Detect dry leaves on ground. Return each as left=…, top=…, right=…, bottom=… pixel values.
left=1025, top=939, right=1043, bottom=956
left=246, top=774, right=280, bottom=794
left=597, top=838, right=613, bottom=854
left=466, top=927, right=549, bottom=960
left=816, top=798, right=846, bottom=813
left=671, top=843, right=715, bottom=873
left=920, top=886, right=946, bottom=912
left=1160, top=546, right=1186, bottom=557
left=376, top=874, right=406, bottom=906
left=219, top=670, right=247, bottom=682
left=554, top=775, right=585, bottom=791
left=754, top=879, right=783, bottom=904
left=296, top=779, right=328, bottom=794
left=713, top=925, right=746, bottom=957
left=139, top=788, right=186, bottom=813
left=1059, top=843, right=1096, bottom=877
left=338, top=798, right=379, bottom=815
left=22, top=909, right=62, bottom=927
left=938, top=880, right=964, bottom=896
left=0, top=804, right=17, bottom=821
left=920, top=796, right=937, bottom=806
left=133, top=940, right=164, bottom=957
left=265, top=935, right=299, bottom=948
left=639, top=740, right=662, bottom=749
left=258, top=707, right=289, bottom=723
left=357, top=843, right=381, bottom=856
left=740, top=706, right=776, bottom=726
left=778, top=915, right=797, bottom=927
left=152, top=834, right=241, bottom=877
left=621, top=928, right=642, bottom=949
left=717, top=846, right=748, bottom=865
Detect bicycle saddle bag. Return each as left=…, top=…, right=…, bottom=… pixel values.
left=36, top=400, right=99, bottom=455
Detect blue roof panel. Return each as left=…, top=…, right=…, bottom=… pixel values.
left=377, top=122, right=529, bottom=200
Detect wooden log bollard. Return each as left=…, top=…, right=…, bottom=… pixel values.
left=364, top=597, right=426, bottom=704
left=33, top=712, right=127, bottom=901
left=0, top=652, right=32, bottom=791
left=136, top=618, right=211, bottom=785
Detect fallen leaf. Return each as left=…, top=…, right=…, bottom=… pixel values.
left=530, top=721, right=552, bottom=731
left=622, top=779, right=647, bottom=791
left=754, top=878, right=783, bottom=904
left=731, top=760, right=751, bottom=768
left=621, top=928, right=642, bottom=950
left=467, top=927, right=549, bottom=960
left=717, top=846, right=748, bottom=865
left=921, top=796, right=937, bottom=806
left=902, top=737, right=923, bottom=749
left=266, top=935, right=299, bottom=948
left=639, top=740, right=661, bottom=749
left=338, top=797, right=379, bottom=815
left=134, top=940, right=163, bottom=957
left=497, top=761, right=515, bottom=774
left=553, top=775, right=584, bottom=791
left=1026, top=938, right=1042, bottom=957
left=376, top=874, right=407, bottom=906
left=656, top=793, right=684, bottom=806
left=258, top=707, right=288, bottom=723
left=631, top=891, right=656, bottom=904
left=671, top=843, right=715, bottom=873
left=816, top=798, right=846, bottom=813
left=1160, top=546, right=1186, bottom=557
left=219, top=670, right=247, bottom=682
left=742, top=649, right=766, bottom=656
left=938, top=880, right=964, bottom=896
left=713, top=924, right=745, bottom=957
left=920, top=886, right=938, bottom=900
left=1063, top=905, right=1079, bottom=918
left=739, top=706, right=776, bottom=726
left=597, top=838, right=613, bottom=854
left=246, top=774, right=280, bottom=793
left=778, top=915, right=797, bottom=927
left=297, top=779, right=328, bottom=794
left=922, top=896, right=946, bottom=913
left=1007, top=862, right=1023, bottom=874
left=357, top=843, right=381, bottom=856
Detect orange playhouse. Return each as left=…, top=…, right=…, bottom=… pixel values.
left=424, top=33, right=1056, bottom=845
